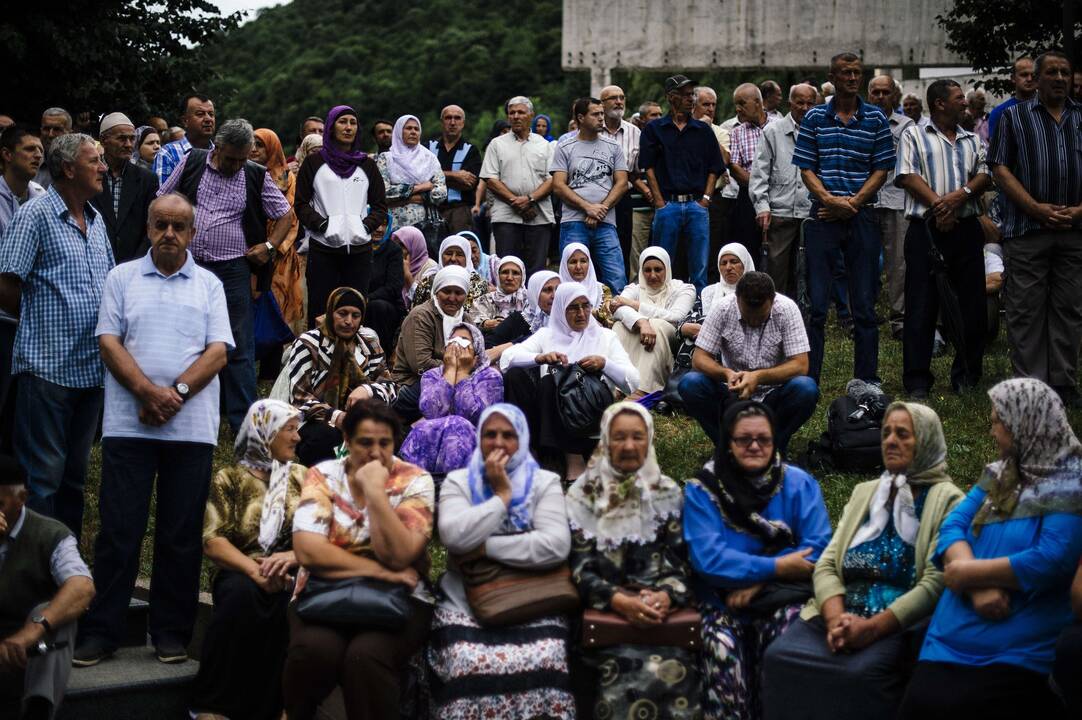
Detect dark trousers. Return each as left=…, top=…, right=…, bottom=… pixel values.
left=898, top=660, right=1065, bottom=720
left=306, top=243, right=373, bottom=330
left=0, top=321, right=17, bottom=454
left=392, top=381, right=422, bottom=425
left=764, top=217, right=801, bottom=297
left=296, top=420, right=343, bottom=467
left=708, top=195, right=733, bottom=284
left=15, top=374, right=102, bottom=541
left=614, top=193, right=633, bottom=279
left=79, top=438, right=214, bottom=649
left=201, top=258, right=257, bottom=434
left=804, top=207, right=881, bottom=382
left=365, top=298, right=405, bottom=357
left=1003, top=229, right=1082, bottom=387
left=1053, top=622, right=1082, bottom=715
left=439, top=203, right=474, bottom=235
left=731, top=186, right=762, bottom=262
left=902, top=217, right=986, bottom=393
left=492, top=222, right=551, bottom=276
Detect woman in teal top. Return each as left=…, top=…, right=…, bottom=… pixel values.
left=899, top=378, right=1082, bottom=719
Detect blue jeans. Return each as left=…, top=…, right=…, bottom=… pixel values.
left=804, top=207, right=881, bottom=382
left=202, top=258, right=257, bottom=434
left=15, top=374, right=102, bottom=541
left=651, top=201, right=710, bottom=293
left=678, top=371, right=819, bottom=454
left=559, top=221, right=627, bottom=294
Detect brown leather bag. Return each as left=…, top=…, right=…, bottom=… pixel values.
left=581, top=596, right=702, bottom=650
left=455, top=556, right=580, bottom=627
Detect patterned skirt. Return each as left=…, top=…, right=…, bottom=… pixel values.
left=583, top=644, right=702, bottom=720
left=427, top=606, right=576, bottom=720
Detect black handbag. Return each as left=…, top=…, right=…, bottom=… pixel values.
left=741, top=581, right=813, bottom=616
left=295, top=575, right=411, bottom=628
left=552, top=363, right=613, bottom=437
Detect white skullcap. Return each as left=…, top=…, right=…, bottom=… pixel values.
left=99, top=112, right=134, bottom=135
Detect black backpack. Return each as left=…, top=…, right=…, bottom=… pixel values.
left=804, top=393, right=891, bottom=474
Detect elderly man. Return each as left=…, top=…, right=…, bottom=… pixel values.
left=90, top=113, right=160, bottom=264
left=729, top=83, right=777, bottom=259
left=599, top=84, right=645, bottom=274
left=965, top=89, right=989, bottom=145
left=158, top=119, right=293, bottom=432
left=0, top=134, right=113, bottom=540
left=154, top=94, right=216, bottom=185
left=33, top=109, right=71, bottom=190
left=691, top=86, right=735, bottom=285
left=427, top=104, right=481, bottom=234
left=479, top=96, right=555, bottom=274
left=988, top=56, right=1036, bottom=142
left=750, top=83, right=818, bottom=295
left=630, top=100, right=665, bottom=274
left=793, top=52, right=895, bottom=384
left=0, top=456, right=94, bottom=720
left=989, top=51, right=1082, bottom=405
left=147, top=116, right=169, bottom=139
left=640, top=75, right=725, bottom=292
left=761, top=80, right=784, bottom=122
left=902, top=94, right=927, bottom=127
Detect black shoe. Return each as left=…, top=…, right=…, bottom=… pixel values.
left=1055, top=385, right=1082, bottom=410
left=155, top=639, right=188, bottom=664
left=909, top=388, right=930, bottom=400
left=72, top=638, right=114, bottom=668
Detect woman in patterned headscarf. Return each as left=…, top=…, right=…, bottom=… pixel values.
left=898, top=378, right=1082, bottom=719
left=192, top=399, right=305, bottom=720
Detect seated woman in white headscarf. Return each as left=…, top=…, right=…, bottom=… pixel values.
left=500, top=281, right=639, bottom=479
left=429, top=403, right=574, bottom=720
left=559, top=242, right=615, bottom=328
left=610, top=247, right=696, bottom=399
left=468, top=255, right=528, bottom=342
left=410, top=235, right=489, bottom=311
left=459, top=229, right=501, bottom=289
left=483, top=270, right=561, bottom=353
left=679, top=242, right=755, bottom=343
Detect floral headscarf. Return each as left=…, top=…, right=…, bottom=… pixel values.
left=234, top=399, right=302, bottom=554
left=447, top=321, right=490, bottom=370
left=467, top=404, right=540, bottom=532
left=486, top=255, right=528, bottom=317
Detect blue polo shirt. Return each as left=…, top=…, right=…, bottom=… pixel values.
left=638, top=115, right=725, bottom=197
left=986, top=97, right=1019, bottom=146
left=792, top=97, right=895, bottom=202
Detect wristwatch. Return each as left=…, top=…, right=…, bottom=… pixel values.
left=961, top=186, right=973, bottom=197
left=174, top=382, right=191, bottom=403
left=31, top=614, right=52, bottom=635
left=264, top=241, right=276, bottom=255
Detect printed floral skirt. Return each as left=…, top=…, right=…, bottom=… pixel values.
left=583, top=643, right=702, bottom=720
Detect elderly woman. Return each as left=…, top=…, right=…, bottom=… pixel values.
left=469, top=255, right=528, bottom=333
left=898, top=379, right=1082, bottom=719
left=400, top=323, right=503, bottom=475
left=762, top=402, right=964, bottom=720
left=366, top=218, right=407, bottom=352
left=391, top=265, right=470, bottom=424
left=684, top=401, right=832, bottom=720
left=283, top=400, right=434, bottom=720
left=430, top=404, right=575, bottom=719
left=410, top=235, right=489, bottom=311
left=396, top=225, right=437, bottom=306
left=559, top=242, right=615, bottom=327
left=132, top=126, right=160, bottom=171
left=376, top=114, right=446, bottom=246
left=567, top=402, right=699, bottom=719
left=191, top=400, right=306, bottom=720
left=285, top=287, right=396, bottom=466
left=680, top=243, right=755, bottom=344
left=460, top=230, right=501, bottom=288
left=611, top=247, right=696, bottom=398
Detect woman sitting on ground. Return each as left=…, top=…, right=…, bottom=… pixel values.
left=898, top=378, right=1082, bottom=720
left=399, top=323, right=503, bottom=476
left=684, top=401, right=832, bottom=720
left=763, top=402, right=964, bottom=720
left=567, top=402, right=699, bottom=719
left=430, top=404, right=574, bottom=719
left=285, top=287, right=396, bottom=466
left=396, top=225, right=437, bottom=307
left=283, top=400, right=435, bottom=720
left=460, top=229, right=501, bottom=289
left=559, top=242, right=615, bottom=328
left=376, top=114, right=446, bottom=243
left=410, top=235, right=488, bottom=311
left=469, top=255, right=528, bottom=338
left=611, top=247, right=695, bottom=399
left=480, top=269, right=561, bottom=351
left=365, top=217, right=407, bottom=353
left=191, top=400, right=306, bottom=720
left=679, top=243, right=754, bottom=344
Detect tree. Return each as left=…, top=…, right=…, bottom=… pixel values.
left=937, top=0, right=1081, bottom=94
left=0, top=1, right=240, bottom=125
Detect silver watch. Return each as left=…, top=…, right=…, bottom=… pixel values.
left=962, top=186, right=973, bottom=196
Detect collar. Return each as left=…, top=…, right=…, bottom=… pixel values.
left=601, top=119, right=634, bottom=137
left=436, top=135, right=466, bottom=151
left=784, top=113, right=799, bottom=135
left=738, top=116, right=767, bottom=130
left=825, top=95, right=873, bottom=124
left=924, top=120, right=975, bottom=140
left=657, top=114, right=707, bottom=131
left=1032, top=94, right=1079, bottom=114
left=139, top=248, right=196, bottom=278
left=5, top=505, right=26, bottom=541
left=45, top=185, right=101, bottom=223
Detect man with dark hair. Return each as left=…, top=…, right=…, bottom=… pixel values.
left=678, top=270, right=818, bottom=452
left=988, top=50, right=1082, bottom=404
left=153, top=93, right=216, bottom=185
left=760, top=80, right=784, bottom=122
left=793, top=51, right=895, bottom=384
left=896, top=78, right=992, bottom=398
left=147, top=116, right=169, bottom=138
left=90, top=113, right=160, bottom=264
left=427, top=105, right=482, bottom=234
left=0, top=455, right=95, bottom=719
left=371, top=119, right=393, bottom=154
left=988, top=56, right=1037, bottom=141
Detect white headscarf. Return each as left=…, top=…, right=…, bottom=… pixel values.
left=559, top=242, right=602, bottom=307
left=488, top=255, right=528, bottom=314
left=544, top=281, right=608, bottom=362
left=431, top=265, right=470, bottom=339
left=525, top=270, right=560, bottom=332
left=637, top=246, right=687, bottom=309
left=387, top=114, right=442, bottom=185
left=706, top=242, right=755, bottom=312
left=436, top=235, right=475, bottom=272
left=233, top=399, right=302, bottom=554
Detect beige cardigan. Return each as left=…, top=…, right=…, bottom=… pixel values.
left=800, top=479, right=964, bottom=628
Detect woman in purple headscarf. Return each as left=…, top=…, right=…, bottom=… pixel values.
left=294, top=105, right=389, bottom=329
left=376, top=114, right=446, bottom=249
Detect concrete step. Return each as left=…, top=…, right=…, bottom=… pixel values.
left=58, top=646, right=198, bottom=720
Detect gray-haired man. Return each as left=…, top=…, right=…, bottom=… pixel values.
left=34, top=108, right=71, bottom=190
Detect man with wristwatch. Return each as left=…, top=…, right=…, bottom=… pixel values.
left=0, top=454, right=95, bottom=719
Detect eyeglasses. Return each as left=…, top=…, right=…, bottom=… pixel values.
left=566, top=302, right=593, bottom=315
left=731, top=435, right=774, bottom=449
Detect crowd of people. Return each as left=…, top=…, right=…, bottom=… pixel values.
left=0, top=47, right=1081, bottom=720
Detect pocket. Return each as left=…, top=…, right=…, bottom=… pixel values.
left=172, top=305, right=206, bottom=340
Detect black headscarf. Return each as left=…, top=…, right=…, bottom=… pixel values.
left=695, top=400, right=794, bottom=553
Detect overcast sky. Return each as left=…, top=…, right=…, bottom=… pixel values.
left=212, top=0, right=285, bottom=19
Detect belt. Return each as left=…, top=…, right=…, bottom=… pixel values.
left=665, top=193, right=698, bottom=203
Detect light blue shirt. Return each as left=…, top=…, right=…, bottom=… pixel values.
left=0, top=177, right=46, bottom=326
left=95, top=249, right=234, bottom=445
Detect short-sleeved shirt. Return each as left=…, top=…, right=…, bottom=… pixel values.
left=895, top=122, right=988, bottom=221
left=152, top=136, right=194, bottom=185
left=987, top=96, right=1082, bottom=239
left=638, top=115, right=725, bottom=197
left=0, top=507, right=90, bottom=584
left=695, top=293, right=810, bottom=400
left=792, top=97, right=896, bottom=202
left=479, top=132, right=555, bottom=225
left=875, top=112, right=915, bottom=211
left=202, top=463, right=307, bottom=557
left=600, top=119, right=641, bottom=176
left=0, top=187, right=114, bottom=387
left=158, top=152, right=291, bottom=263
left=426, top=136, right=482, bottom=206
left=548, top=134, right=627, bottom=226
left=95, top=249, right=235, bottom=444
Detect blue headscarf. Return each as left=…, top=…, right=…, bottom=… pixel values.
left=467, top=404, right=539, bottom=531
left=458, top=230, right=494, bottom=283
left=531, top=114, right=555, bottom=142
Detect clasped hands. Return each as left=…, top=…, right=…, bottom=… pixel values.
left=534, top=352, right=606, bottom=373
left=727, top=370, right=761, bottom=400
left=509, top=195, right=538, bottom=222
left=611, top=588, right=673, bottom=628
left=138, top=383, right=183, bottom=426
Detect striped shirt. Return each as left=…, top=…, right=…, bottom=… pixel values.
left=987, top=96, right=1082, bottom=238
left=792, top=97, right=895, bottom=202
left=895, top=122, right=989, bottom=220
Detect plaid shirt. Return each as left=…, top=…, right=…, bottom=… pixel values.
left=0, top=187, right=115, bottom=387
left=105, top=170, right=123, bottom=216
left=730, top=118, right=772, bottom=171
left=152, top=136, right=193, bottom=185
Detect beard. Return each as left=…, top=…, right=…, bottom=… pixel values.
left=605, top=107, right=624, bottom=122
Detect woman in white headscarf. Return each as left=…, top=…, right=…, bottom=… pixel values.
left=469, top=255, right=528, bottom=331
left=192, top=399, right=305, bottom=720
left=559, top=242, right=615, bottom=327
left=376, top=114, right=447, bottom=240
left=679, top=242, right=756, bottom=343
left=410, top=234, right=488, bottom=311
left=610, top=247, right=696, bottom=398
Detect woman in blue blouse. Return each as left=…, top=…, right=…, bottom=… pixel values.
left=898, top=378, right=1082, bottom=720
left=684, top=401, right=832, bottom=720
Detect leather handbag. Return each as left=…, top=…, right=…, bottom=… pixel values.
left=551, top=363, right=613, bottom=437
left=295, top=575, right=411, bottom=628
left=741, top=581, right=813, bottom=616
left=455, top=556, right=580, bottom=627
left=582, top=604, right=702, bottom=650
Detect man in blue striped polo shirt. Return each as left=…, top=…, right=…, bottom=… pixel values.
left=793, top=52, right=895, bottom=383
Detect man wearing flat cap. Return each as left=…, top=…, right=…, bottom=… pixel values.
left=91, top=113, right=159, bottom=264
left=639, top=74, right=726, bottom=293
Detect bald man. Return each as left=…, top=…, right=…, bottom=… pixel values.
left=427, top=104, right=482, bottom=234
left=728, top=82, right=776, bottom=259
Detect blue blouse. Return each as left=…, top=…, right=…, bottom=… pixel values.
left=683, top=464, right=833, bottom=610
left=920, top=485, right=1082, bottom=674
left=842, top=490, right=926, bottom=617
